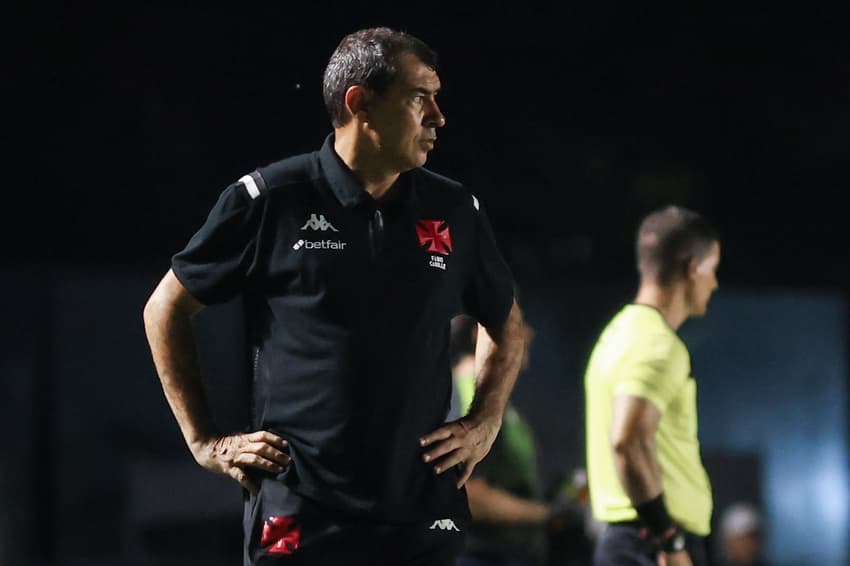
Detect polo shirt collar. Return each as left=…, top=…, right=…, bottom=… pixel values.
left=318, top=133, right=368, bottom=208
left=318, top=133, right=414, bottom=209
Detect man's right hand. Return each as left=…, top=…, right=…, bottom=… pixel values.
left=190, top=430, right=290, bottom=494
left=658, top=551, right=693, bottom=566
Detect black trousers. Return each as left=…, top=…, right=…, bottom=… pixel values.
left=593, top=523, right=707, bottom=566
left=243, top=481, right=466, bottom=566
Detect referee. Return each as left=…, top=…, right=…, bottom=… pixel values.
left=143, top=28, right=529, bottom=565
left=584, top=206, right=721, bottom=566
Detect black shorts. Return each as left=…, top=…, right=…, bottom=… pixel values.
left=243, top=480, right=467, bottom=565
left=592, top=522, right=707, bottom=566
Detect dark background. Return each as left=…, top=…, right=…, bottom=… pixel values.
left=9, top=3, right=849, bottom=288
left=5, top=3, right=849, bottom=565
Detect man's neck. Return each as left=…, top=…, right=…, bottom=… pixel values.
left=334, top=130, right=400, bottom=200
left=633, top=283, right=689, bottom=331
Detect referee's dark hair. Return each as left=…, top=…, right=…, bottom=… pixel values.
left=323, top=27, right=439, bottom=128
left=636, top=205, right=719, bottom=286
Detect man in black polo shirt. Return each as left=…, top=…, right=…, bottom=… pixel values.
left=143, top=27, right=529, bottom=565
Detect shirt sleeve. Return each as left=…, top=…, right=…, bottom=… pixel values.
left=462, top=194, right=515, bottom=329
left=612, top=334, right=685, bottom=414
left=171, top=181, right=263, bottom=305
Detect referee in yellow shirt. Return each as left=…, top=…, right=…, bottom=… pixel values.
left=585, top=205, right=721, bottom=566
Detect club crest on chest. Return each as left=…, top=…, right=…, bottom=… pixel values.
left=416, top=219, right=452, bottom=271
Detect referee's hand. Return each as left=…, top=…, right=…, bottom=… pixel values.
left=419, top=414, right=501, bottom=488
left=190, top=430, right=291, bottom=494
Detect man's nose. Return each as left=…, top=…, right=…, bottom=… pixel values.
left=424, top=100, right=446, bottom=128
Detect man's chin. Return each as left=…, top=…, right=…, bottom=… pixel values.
left=409, top=152, right=429, bottom=169
left=391, top=155, right=426, bottom=174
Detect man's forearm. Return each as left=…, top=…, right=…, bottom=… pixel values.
left=614, top=435, right=663, bottom=504
left=616, top=436, right=686, bottom=557
left=610, top=395, right=664, bottom=505
left=143, top=286, right=216, bottom=450
left=469, top=301, right=529, bottom=423
left=143, top=273, right=290, bottom=493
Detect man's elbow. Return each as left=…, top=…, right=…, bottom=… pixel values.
left=496, top=302, right=532, bottom=354
left=142, top=289, right=168, bottom=335
left=143, top=270, right=203, bottom=332
left=143, top=279, right=184, bottom=335
left=517, top=319, right=532, bottom=368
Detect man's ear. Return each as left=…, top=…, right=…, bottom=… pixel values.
left=344, top=85, right=370, bottom=122
left=685, top=256, right=698, bottom=281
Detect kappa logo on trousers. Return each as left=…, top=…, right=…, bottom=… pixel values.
left=428, top=519, right=460, bottom=531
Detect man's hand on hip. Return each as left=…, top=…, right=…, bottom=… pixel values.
left=419, top=413, right=501, bottom=488
left=190, top=430, right=290, bottom=494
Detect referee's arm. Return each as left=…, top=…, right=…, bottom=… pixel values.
left=611, top=395, right=692, bottom=565
left=611, top=395, right=664, bottom=503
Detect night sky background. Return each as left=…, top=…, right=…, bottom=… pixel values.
left=5, top=3, right=850, bottom=565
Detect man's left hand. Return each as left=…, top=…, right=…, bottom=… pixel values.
left=420, top=414, right=501, bottom=488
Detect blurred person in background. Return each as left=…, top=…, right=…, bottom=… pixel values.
left=143, top=27, right=529, bottom=566
left=546, top=468, right=604, bottom=565
left=717, top=502, right=768, bottom=566
left=584, top=205, right=721, bottom=566
left=450, top=315, right=592, bottom=566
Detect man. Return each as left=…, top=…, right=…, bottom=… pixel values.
left=143, top=28, right=529, bottom=565
left=717, top=502, right=768, bottom=566
left=584, top=205, right=721, bottom=566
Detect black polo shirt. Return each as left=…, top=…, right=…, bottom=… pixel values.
left=172, top=134, right=515, bottom=522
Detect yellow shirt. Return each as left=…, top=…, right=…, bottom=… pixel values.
left=584, top=304, right=712, bottom=535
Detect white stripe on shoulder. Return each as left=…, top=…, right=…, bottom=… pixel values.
left=238, top=174, right=261, bottom=199
left=471, top=194, right=480, bottom=211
